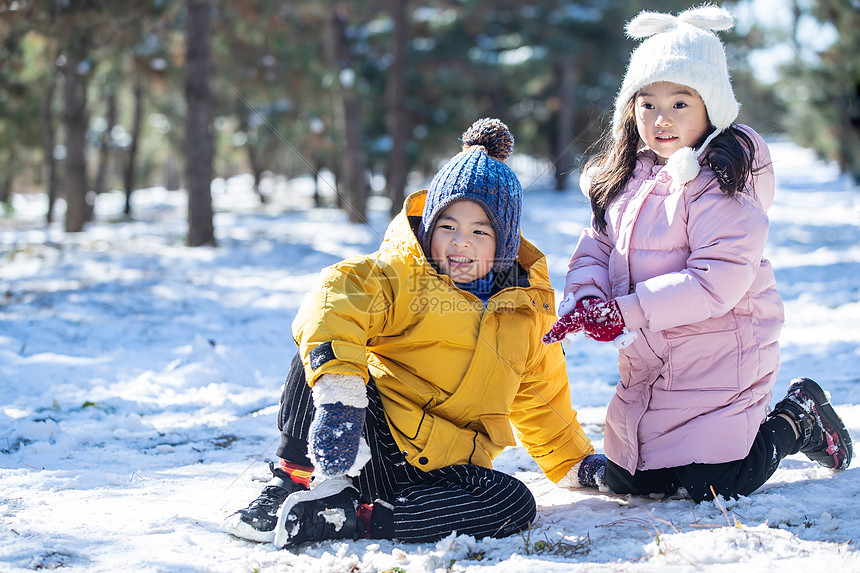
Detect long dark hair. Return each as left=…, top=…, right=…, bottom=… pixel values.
left=585, top=96, right=760, bottom=234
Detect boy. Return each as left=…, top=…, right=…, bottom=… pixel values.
left=223, top=118, right=599, bottom=548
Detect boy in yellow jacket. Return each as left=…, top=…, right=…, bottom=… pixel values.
left=223, top=118, right=598, bottom=548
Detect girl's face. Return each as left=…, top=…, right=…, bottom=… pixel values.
left=430, top=200, right=497, bottom=283
left=634, top=81, right=710, bottom=165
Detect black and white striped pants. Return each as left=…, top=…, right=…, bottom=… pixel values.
left=276, top=353, right=536, bottom=542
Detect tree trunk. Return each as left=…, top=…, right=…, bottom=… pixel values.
left=41, top=66, right=59, bottom=225
left=94, top=83, right=117, bottom=197
left=341, top=96, right=367, bottom=223
left=124, top=68, right=144, bottom=217
left=247, top=142, right=267, bottom=203
left=0, top=174, right=11, bottom=205
left=553, top=57, right=576, bottom=191
left=313, top=157, right=324, bottom=208
left=327, top=5, right=367, bottom=224
left=184, top=0, right=215, bottom=247
left=331, top=160, right=342, bottom=210
left=837, top=88, right=860, bottom=184
left=238, top=110, right=266, bottom=203
left=385, top=0, right=409, bottom=218
left=62, top=44, right=91, bottom=232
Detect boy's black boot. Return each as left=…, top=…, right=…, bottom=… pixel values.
left=769, top=377, right=853, bottom=470
left=273, top=477, right=365, bottom=549
left=222, top=462, right=308, bottom=543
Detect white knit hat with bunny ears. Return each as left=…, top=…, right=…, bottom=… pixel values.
left=611, top=4, right=739, bottom=184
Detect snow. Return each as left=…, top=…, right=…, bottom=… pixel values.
left=2, top=139, right=859, bottom=572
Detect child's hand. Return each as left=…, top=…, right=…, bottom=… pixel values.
left=557, top=292, right=577, bottom=316
left=308, top=402, right=366, bottom=477
left=307, top=372, right=369, bottom=478
left=583, top=299, right=635, bottom=347
left=577, top=453, right=608, bottom=488
left=542, top=297, right=598, bottom=344
left=542, top=311, right=585, bottom=344
left=556, top=453, right=608, bottom=490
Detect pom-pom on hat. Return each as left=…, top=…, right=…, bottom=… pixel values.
left=613, top=4, right=739, bottom=140
left=419, top=118, right=523, bottom=271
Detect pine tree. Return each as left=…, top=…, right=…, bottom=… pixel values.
left=185, top=0, right=216, bottom=247
left=779, top=0, right=859, bottom=182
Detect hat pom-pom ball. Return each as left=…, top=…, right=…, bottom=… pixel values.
left=665, top=147, right=701, bottom=184
left=461, top=118, right=514, bottom=162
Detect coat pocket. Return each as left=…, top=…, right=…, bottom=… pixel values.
left=396, top=414, right=495, bottom=470
left=664, top=312, right=741, bottom=391
left=493, top=309, right=530, bottom=373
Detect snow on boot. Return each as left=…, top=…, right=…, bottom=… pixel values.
left=273, top=477, right=365, bottom=549
left=769, top=377, right=853, bottom=470
left=222, top=462, right=308, bottom=543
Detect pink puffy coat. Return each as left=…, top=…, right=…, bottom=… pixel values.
left=565, top=126, right=784, bottom=474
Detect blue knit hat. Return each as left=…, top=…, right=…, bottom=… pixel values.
left=419, top=118, right=523, bottom=272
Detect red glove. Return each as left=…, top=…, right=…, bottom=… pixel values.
left=583, top=299, right=626, bottom=342
left=542, top=310, right=584, bottom=345
left=542, top=297, right=597, bottom=345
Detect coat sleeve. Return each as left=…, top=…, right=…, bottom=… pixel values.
left=508, top=309, right=594, bottom=482
left=563, top=216, right=614, bottom=303
left=292, top=253, right=396, bottom=385
left=636, top=181, right=772, bottom=332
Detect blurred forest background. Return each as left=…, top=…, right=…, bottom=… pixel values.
left=0, top=0, right=857, bottom=245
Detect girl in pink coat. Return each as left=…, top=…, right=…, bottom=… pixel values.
left=547, top=6, right=852, bottom=502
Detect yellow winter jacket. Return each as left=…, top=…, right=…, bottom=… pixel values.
left=292, top=191, right=593, bottom=483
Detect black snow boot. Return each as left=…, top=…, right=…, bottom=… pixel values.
left=769, top=377, right=853, bottom=470
left=273, top=477, right=365, bottom=549
left=222, top=462, right=308, bottom=542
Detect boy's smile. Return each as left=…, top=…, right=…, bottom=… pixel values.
left=430, top=200, right=497, bottom=284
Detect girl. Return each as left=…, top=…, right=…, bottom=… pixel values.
left=546, top=6, right=852, bottom=502
left=223, top=118, right=599, bottom=548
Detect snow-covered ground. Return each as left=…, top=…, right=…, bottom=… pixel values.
left=1, top=138, right=858, bottom=572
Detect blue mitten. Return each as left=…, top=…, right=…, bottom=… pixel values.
left=308, top=402, right=366, bottom=476
left=307, top=373, right=369, bottom=478
left=577, top=453, right=607, bottom=488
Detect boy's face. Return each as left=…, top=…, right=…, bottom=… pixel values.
left=634, top=81, right=710, bottom=165
left=430, top=200, right=497, bottom=283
